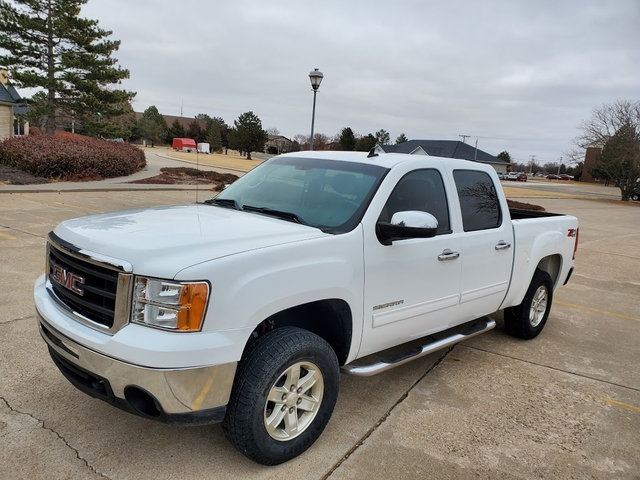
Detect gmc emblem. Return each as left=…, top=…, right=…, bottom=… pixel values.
left=51, top=265, right=85, bottom=296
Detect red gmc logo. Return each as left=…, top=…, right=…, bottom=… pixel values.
left=51, top=265, right=85, bottom=296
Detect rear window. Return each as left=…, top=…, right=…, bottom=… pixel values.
left=453, top=170, right=501, bottom=231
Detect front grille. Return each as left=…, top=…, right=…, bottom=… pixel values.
left=48, top=242, right=121, bottom=329
left=44, top=232, right=133, bottom=334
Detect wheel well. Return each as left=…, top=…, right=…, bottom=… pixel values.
left=536, top=255, right=561, bottom=288
left=243, top=299, right=353, bottom=366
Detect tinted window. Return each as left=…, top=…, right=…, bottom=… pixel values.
left=379, top=169, right=450, bottom=235
left=453, top=170, right=501, bottom=231
left=212, top=156, right=388, bottom=233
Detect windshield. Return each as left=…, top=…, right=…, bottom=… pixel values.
left=208, top=156, right=388, bottom=233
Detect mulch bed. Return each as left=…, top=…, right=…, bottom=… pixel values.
left=128, top=167, right=239, bottom=190
left=0, top=165, right=50, bottom=185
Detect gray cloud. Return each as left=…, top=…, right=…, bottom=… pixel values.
left=82, top=0, right=640, bottom=164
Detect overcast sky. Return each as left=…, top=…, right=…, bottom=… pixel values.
left=81, top=0, right=639, bottom=165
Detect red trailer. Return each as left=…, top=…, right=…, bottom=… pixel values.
left=172, top=138, right=197, bottom=152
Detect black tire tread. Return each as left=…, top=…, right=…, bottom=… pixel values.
left=504, top=269, right=553, bottom=340
left=222, top=327, right=339, bottom=465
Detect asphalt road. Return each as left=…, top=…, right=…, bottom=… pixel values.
left=0, top=188, right=639, bottom=479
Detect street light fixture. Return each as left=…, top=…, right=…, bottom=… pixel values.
left=308, top=68, right=323, bottom=150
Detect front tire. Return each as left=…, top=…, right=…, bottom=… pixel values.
left=222, top=327, right=339, bottom=465
left=504, top=269, right=553, bottom=339
left=631, top=193, right=639, bottom=201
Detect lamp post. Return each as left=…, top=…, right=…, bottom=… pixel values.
left=308, top=68, right=323, bottom=150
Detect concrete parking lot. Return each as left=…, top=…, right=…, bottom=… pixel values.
left=1, top=188, right=639, bottom=479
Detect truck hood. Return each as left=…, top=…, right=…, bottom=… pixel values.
left=53, top=204, right=327, bottom=278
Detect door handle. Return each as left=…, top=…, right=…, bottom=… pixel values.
left=438, top=249, right=460, bottom=261
left=495, top=241, right=512, bottom=251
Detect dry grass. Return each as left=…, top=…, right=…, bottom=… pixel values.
left=145, top=147, right=264, bottom=172
left=501, top=186, right=576, bottom=198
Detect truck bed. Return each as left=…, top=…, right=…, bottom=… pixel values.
left=509, top=208, right=565, bottom=220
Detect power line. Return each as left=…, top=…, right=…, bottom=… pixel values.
left=459, top=134, right=470, bottom=143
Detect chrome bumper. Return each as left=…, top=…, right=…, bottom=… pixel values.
left=38, top=315, right=237, bottom=425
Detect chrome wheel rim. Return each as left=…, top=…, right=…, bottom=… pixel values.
left=264, top=361, right=324, bottom=441
left=529, top=285, right=548, bottom=327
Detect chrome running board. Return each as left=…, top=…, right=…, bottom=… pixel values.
left=341, top=317, right=496, bottom=377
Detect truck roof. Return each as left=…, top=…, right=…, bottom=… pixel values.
left=280, top=150, right=491, bottom=172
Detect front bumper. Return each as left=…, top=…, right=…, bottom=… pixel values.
left=38, top=315, right=237, bottom=425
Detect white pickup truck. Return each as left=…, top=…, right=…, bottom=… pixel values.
left=35, top=151, right=579, bottom=465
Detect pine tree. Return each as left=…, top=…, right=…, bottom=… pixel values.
left=375, top=129, right=390, bottom=145
left=137, top=106, right=167, bottom=147
left=395, top=133, right=408, bottom=144
left=338, top=127, right=356, bottom=150
left=497, top=151, right=512, bottom=163
left=206, top=123, right=223, bottom=153
left=211, top=117, right=230, bottom=151
left=166, top=119, right=186, bottom=144
left=0, top=0, right=135, bottom=135
left=228, top=111, right=267, bottom=159
left=186, top=121, right=205, bottom=144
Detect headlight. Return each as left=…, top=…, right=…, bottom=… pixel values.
left=132, top=277, right=209, bottom=332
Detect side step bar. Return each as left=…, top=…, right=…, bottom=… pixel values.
left=341, top=317, right=496, bottom=377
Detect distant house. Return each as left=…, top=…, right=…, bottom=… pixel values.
left=265, top=134, right=293, bottom=154
left=580, top=146, right=602, bottom=183
left=0, top=67, right=26, bottom=140
left=375, top=139, right=509, bottom=173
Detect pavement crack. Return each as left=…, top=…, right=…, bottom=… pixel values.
left=460, top=344, right=640, bottom=394
left=322, top=346, right=455, bottom=479
left=0, top=223, right=47, bottom=239
left=2, top=314, right=35, bottom=325
left=0, top=396, right=111, bottom=479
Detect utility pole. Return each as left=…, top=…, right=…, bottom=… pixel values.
left=529, top=155, right=536, bottom=174
left=459, top=134, right=470, bottom=143
left=557, top=156, right=563, bottom=175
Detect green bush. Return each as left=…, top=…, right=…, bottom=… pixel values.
left=0, top=135, right=146, bottom=181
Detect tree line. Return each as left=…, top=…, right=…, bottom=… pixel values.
left=1, top=1, right=637, bottom=199
left=136, top=107, right=267, bottom=159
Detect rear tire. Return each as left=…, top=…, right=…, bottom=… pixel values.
left=504, top=269, right=553, bottom=339
left=631, top=193, right=639, bottom=201
left=222, top=327, right=339, bottom=465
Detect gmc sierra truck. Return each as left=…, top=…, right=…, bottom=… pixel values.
left=35, top=151, right=579, bottom=465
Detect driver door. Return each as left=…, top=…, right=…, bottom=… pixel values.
left=360, top=169, right=462, bottom=357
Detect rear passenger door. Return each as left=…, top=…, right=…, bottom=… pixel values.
left=453, top=170, right=514, bottom=322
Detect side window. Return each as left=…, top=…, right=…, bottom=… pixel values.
left=453, top=170, right=501, bottom=231
left=379, top=169, right=451, bottom=235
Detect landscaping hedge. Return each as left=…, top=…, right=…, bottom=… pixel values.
left=0, top=134, right=146, bottom=181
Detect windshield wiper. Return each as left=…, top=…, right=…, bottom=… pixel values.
left=242, top=205, right=309, bottom=225
left=203, top=198, right=240, bottom=210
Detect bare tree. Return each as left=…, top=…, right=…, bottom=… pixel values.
left=575, top=100, right=640, bottom=201
left=293, top=134, right=309, bottom=150
left=266, top=127, right=280, bottom=136
left=528, top=160, right=541, bottom=175
left=312, top=133, right=330, bottom=150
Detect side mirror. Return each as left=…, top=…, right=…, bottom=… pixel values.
left=376, top=211, right=438, bottom=246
